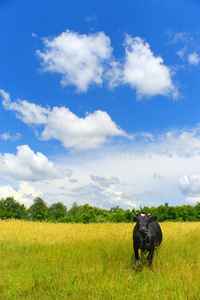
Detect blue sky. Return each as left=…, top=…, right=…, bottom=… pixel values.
left=1, top=0, right=200, bottom=209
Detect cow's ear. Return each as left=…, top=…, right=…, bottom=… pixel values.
left=132, top=215, right=137, bottom=222
left=149, top=216, right=157, bottom=222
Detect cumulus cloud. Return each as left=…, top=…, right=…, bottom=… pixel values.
left=69, top=178, right=78, bottom=183
left=0, top=145, right=67, bottom=181
left=184, top=197, right=200, bottom=204
left=85, top=15, right=97, bottom=23
left=157, top=126, right=200, bottom=157
left=176, top=47, right=187, bottom=59
left=37, top=30, right=113, bottom=92
left=168, top=31, right=190, bottom=44
left=1, top=132, right=22, bottom=141
left=179, top=174, right=200, bottom=195
left=36, top=30, right=177, bottom=98
left=40, top=108, right=129, bottom=150
left=170, top=31, right=200, bottom=67
left=188, top=52, right=200, bottom=65
left=0, top=181, right=43, bottom=207
left=0, top=90, right=49, bottom=125
left=90, top=175, right=120, bottom=187
left=122, top=36, right=178, bottom=99
left=106, top=60, right=123, bottom=89
left=177, top=49, right=200, bottom=66
left=71, top=183, right=138, bottom=209
left=179, top=174, right=200, bottom=204
left=1, top=90, right=130, bottom=151
left=47, top=148, right=200, bottom=209
left=4, top=144, right=200, bottom=209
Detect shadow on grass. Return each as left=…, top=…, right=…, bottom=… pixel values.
left=129, top=253, right=153, bottom=272
left=129, top=245, right=162, bottom=272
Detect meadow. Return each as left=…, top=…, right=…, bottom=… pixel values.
left=0, top=220, right=199, bottom=299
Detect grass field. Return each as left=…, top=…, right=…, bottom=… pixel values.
left=0, top=220, right=199, bottom=299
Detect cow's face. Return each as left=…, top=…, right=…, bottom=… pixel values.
left=133, top=213, right=157, bottom=233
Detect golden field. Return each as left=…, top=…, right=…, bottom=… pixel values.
left=0, top=220, right=199, bottom=299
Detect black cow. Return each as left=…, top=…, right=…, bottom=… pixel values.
left=132, top=212, right=162, bottom=265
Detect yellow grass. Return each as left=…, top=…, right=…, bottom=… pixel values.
left=0, top=220, right=199, bottom=299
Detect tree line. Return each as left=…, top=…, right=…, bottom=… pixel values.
left=0, top=197, right=200, bottom=223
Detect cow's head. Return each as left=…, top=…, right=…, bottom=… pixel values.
left=132, top=212, right=157, bottom=233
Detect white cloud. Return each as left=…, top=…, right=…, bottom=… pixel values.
left=32, top=32, right=37, bottom=38
left=184, top=197, right=200, bottom=205
left=37, top=30, right=113, bottom=92
left=4, top=142, right=200, bottom=209
left=40, top=108, right=129, bottom=151
left=0, top=90, right=49, bottom=125
left=70, top=182, right=138, bottom=209
left=177, top=48, right=200, bottom=66
left=90, top=175, right=120, bottom=187
left=0, top=145, right=67, bottom=181
left=56, top=150, right=200, bottom=209
left=1, top=132, right=22, bottom=141
left=169, top=31, right=190, bottom=44
left=36, top=31, right=178, bottom=98
left=122, top=36, right=178, bottom=99
left=179, top=174, right=200, bottom=195
left=0, top=181, right=43, bottom=207
left=1, top=124, right=200, bottom=209
left=179, top=174, right=200, bottom=205
left=85, top=15, right=97, bottom=23
left=177, top=46, right=187, bottom=59
left=1, top=90, right=131, bottom=151
left=69, top=178, right=78, bottom=183
left=170, top=31, right=200, bottom=68
left=106, top=60, right=123, bottom=89
left=157, top=126, right=200, bottom=157
left=188, top=52, right=200, bottom=65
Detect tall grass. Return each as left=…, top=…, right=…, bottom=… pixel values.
left=0, top=220, right=199, bottom=299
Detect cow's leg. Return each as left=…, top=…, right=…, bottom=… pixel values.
left=147, top=245, right=154, bottom=265
left=134, top=245, right=140, bottom=261
left=141, top=250, right=145, bottom=259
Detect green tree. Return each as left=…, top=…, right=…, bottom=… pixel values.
left=28, top=197, right=48, bottom=221
left=48, top=202, right=67, bottom=221
left=194, top=202, right=200, bottom=220
left=67, top=202, right=79, bottom=217
left=0, top=197, right=27, bottom=220
left=108, top=206, right=128, bottom=222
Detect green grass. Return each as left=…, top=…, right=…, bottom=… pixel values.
left=0, top=221, right=199, bottom=299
